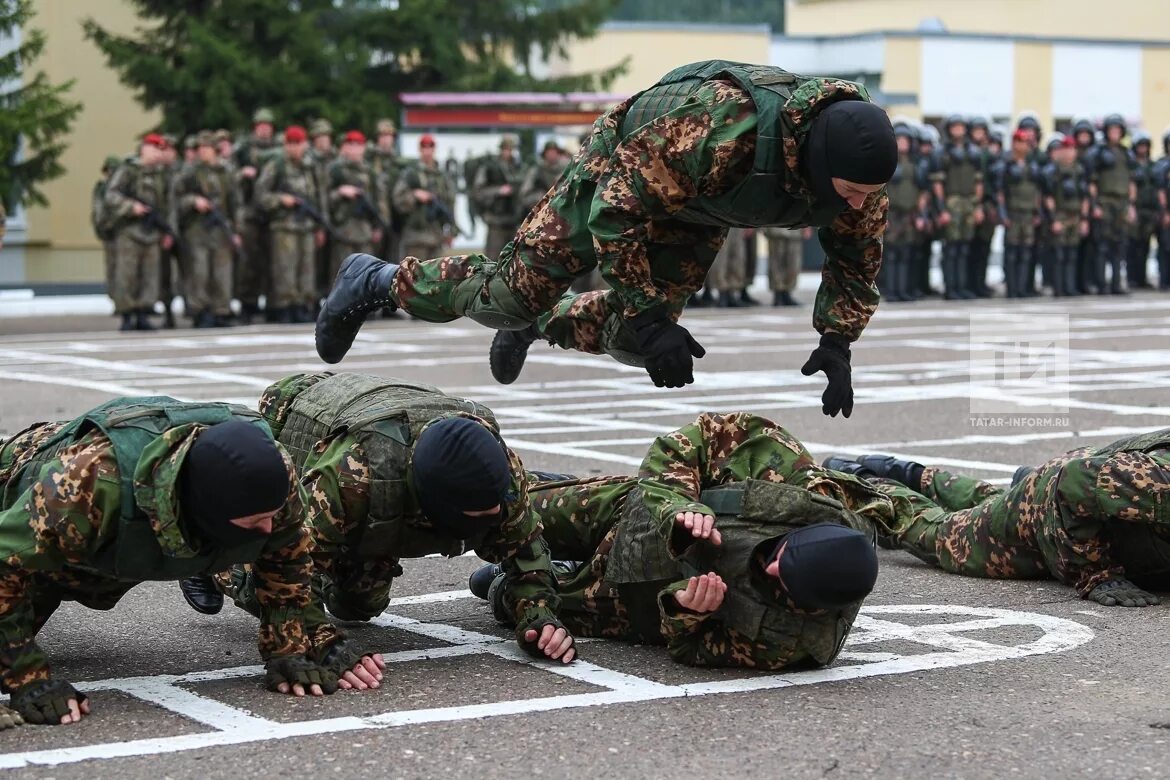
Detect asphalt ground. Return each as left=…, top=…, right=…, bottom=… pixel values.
left=1, top=287, right=1170, bottom=778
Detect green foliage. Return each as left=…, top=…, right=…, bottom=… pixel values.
left=611, top=0, right=784, bottom=29
left=84, top=0, right=625, bottom=136
left=0, top=0, right=82, bottom=209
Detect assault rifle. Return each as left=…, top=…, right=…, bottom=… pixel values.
left=354, top=190, right=390, bottom=234
left=427, top=196, right=465, bottom=237
left=280, top=189, right=334, bottom=237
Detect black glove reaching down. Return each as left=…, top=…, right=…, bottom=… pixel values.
left=264, top=655, right=340, bottom=695
left=800, top=333, right=854, bottom=418
left=629, top=309, right=706, bottom=388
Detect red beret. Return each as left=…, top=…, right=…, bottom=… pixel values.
left=142, top=133, right=167, bottom=148
left=284, top=125, right=307, bottom=143
left=1012, top=129, right=1029, bottom=142
left=419, top=133, right=436, bottom=147
left=1060, top=135, right=1076, bottom=148
left=343, top=130, right=366, bottom=145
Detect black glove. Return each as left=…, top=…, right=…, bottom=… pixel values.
left=518, top=617, right=579, bottom=661
left=10, top=679, right=86, bottom=725
left=310, top=638, right=364, bottom=677
left=628, top=309, right=706, bottom=388
left=800, top=333, right=854, bottom=418
left=264, top=655, right=340, bottom=694
left=1087, top=578, right=1161, bottom=607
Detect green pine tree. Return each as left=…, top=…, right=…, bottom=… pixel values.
left=84, top=0, right=624, bottom=135
left=0, top=0, right=82, bottom=209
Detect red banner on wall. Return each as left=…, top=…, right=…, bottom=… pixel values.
left=403, top=108, right=603, bottom=128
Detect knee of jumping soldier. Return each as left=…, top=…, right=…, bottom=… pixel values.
left=452, top=262, right=541, bottom=331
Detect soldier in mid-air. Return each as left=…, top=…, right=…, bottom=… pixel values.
left=316, top=59, right=896, bottom=418
left=469, top=412, right=881, bottom=668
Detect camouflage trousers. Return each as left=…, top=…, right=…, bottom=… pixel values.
left=0, top=566, right=135, bottom=691
left=213, top=566, right=343, bottom=652
left=269, top=229, right=316, bottom=308
left=184, top=232, right=234, bottom=316
left=943, top=194, right=978, bottom=243
left=390, top=164, right=723, bottom=363
left=236, top=218, right=268, bottom=310
left=766, top=236, right=803, bottom=292
left=707, top=228, right=748, bottom=292
left=110, top=233, right=162, bottom=313
left=870, top=446, right=1170, bottom=595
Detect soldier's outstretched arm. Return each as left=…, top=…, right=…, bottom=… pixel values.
left=588, top=81, right=757, bottom=317
left=0, top=438, right=113, bottom=723
left=812, top=190, right=887, bottom=344
left=473, top=449, right=573, bottom=661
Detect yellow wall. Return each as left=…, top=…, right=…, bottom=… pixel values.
left=550, top=26, right=771, bottom=95
left=1013, top=43, right=1053, bottom=130
left=1141, top=48, right=1170, bottom=141
left=788, top=0, right=1169, bottom=40
left=24, top=0, right=161, bottom=283
left=881, top=37, right=921, bottom=119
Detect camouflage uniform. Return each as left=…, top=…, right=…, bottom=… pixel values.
left=233, top=129, right=279, bottom=316
left=880, top=146, right=923, bottom=301
left=1040, top=157, right=1088, bottom=297
left=392, top=161, right=456, bottom=262
left=0, top=400, right=319, bottom=694
left=1084, top=137, right=1135, bottom=293
left=326, top=157, right=385, bottom=281
left=309, top=120, right=337, bottom=295
left=104, top=158, right=171, bottom=315
left=523, top=413, right=894, bottom=668
left=472, top=140, right=526, bottom=260
left=172, top=154, right=243, bottom=320
left=91, top=159, right=120, bottom=293
left=368, top=121, right=404, bottom=261
left=762, top=226, right=804, bottom=294
left=995, top=152, right=1043, bottom=298
left=387, top=60, right=887, bottom=363
left=869, top=430, right=1170, bottom=597
left=1129, top=148, right=1158, bottom=289
left=928, top=124, right=984, bottom=297
left=221, top=373, right=563, bottom=644
left=256, top=154, right=327, bottom=313
left=707, top=227, right=749, bottom=300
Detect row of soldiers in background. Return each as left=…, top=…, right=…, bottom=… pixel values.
left=89, top=109, right=571, bottom=332
left=695, top=227, right=811, bottom=308
left=883, top=113, right=1170, bottom=302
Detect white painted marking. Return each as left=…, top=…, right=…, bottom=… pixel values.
left=0, top=603, right=1093, bottom=769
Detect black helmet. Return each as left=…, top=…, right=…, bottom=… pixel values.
left=969, top=116, right=989, bottom=132
left=1102, top=113, right=1127, bottom=135
left=944, top=113, right=968, bottom=130
left=1046, top=132, right=1067, bottom=153
left=1133, top=130, right=1152, bottom=148
left=1071, top=118, right=1094, bottom=136
left=1016, top=114, right=1041, bottom=132
left=1162, top=127, right=1170, bottom=155
left=988, top=129, right=1004, bottom=146
left=893, top=122, right=915, bottom=139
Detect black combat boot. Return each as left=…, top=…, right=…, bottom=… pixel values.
left=1002, top=245, right=1018, bottom=298
left=773, top=290, right=799, bottom=307
left=1063, top=246, right=1081, bottom=297
left=489, top=324, right=540, bottom=385
left=854, top=454, right=925, bottom=489
left=178, top=575, right=224, bottom=615
left=470, top=561, right=580, bottom=625
left=1109, top=243, right=1128, bottom=294
left=118, top=313, right=135, bottom=331
left=315, top=253, right=399, bottom=364
left=135, top=309, right=157, bottom=331
left=942, top=244, right=963, bottom=300
left=953, top=243, right=977, bottom=299
left=193, top=309, right=216, bottom=329
left=821, top=456, right=878, bottom=478
left=739, top=289, right=759, bottom=306
left=213, top=313, right=234, bottom=327
left=718, top=290, right=744, bottom=308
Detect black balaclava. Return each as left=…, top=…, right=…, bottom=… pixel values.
left=178, top=419, right=291, bottom=547
left=771, top=523, right=879, bottom=610
left=412, top=417, right=511, bottom=539
left=802, top=100, right=898, bottom=216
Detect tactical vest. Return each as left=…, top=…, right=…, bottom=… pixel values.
left=1004, top=160, right=1040, bottom=213
left=1088, top=429, right=1170, bottom=582
left=1094, top=146, right=1132, bottom=198
left=941, top=143, right=979, bottom=197
left=1133, top=160, right=1158, bottom=210
left=604, top=479, right=870, bottom=665
left=274, top=373, right=499, bottom=560
left=0, top=397, right=271, bottom=581
left=1048, top=163, right=1084, bottom=215
left=619, top=60, right=870, bottom=229
left=887, top=157, right=920, bottom=212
